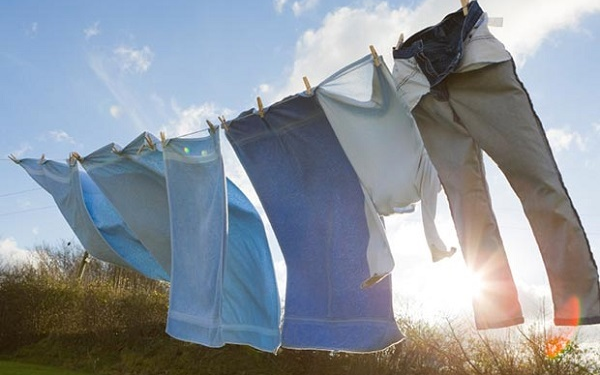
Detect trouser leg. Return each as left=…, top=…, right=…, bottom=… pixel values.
left=413, top=83, right=524, bottom=329
left=444, top=60, right=600, bottom=325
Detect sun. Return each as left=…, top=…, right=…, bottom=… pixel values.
left=394, top=261, right=486, bottom=320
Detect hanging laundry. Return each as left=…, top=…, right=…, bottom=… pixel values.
left=226, top=94, right=403, bottom=352
left=163, top=133, right=281, bottom=353
left=80, top=133, right=173, bottom=276
left=316, top=53, right=454, bottom=263
left=393, top=0, right=600, bottom=328
left=16, top=158, right=168, bottom=280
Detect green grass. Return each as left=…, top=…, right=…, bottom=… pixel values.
left=0, top=360, right=91, bottom=375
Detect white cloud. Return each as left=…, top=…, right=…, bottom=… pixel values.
left=26, top=22, right=38, bottom=37
left=47, top=130, right=76, bottom=144
left=88, top=51, right=155, bottom=130
left=594, top=122, right=600, bottom=133
left=11, top=143, right=32, bottom=158
left=109, top=105, right=123, bottom=118
left=83, top=21, right=101, bottom=40
left=257, top=83, right=272, bottom=95
left=274, top=0, right=288, bottom=13
left=292, top=0, right=319, bottom=16
left=113, top=45, right=154, bottom=73
left=546, top=128, right=586, bottom=152
left=0, top=238, right=38, bottom=269
left=165, top=101, right=233, bottom=136
left=271, top=0, right=600, bottom=101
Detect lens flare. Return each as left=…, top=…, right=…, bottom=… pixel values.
left=545, top=296, right=580, bottom=359
left=183, top=147, right=190, bottom=154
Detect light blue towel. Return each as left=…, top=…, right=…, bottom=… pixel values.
left=226, top=94, right=403, bottom=352
left=80, top=133, right=172, bottom=276
left=16, top=158, right=168, bottom=280
left=163, top=132, right=281, bottom=353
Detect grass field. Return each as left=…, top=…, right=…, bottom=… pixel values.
left=0, top=360, right=91, bottom=375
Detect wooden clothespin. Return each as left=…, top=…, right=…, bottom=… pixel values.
left=369, top=45, right=381, bottom=67
left=39, top=154, right=46, bottom=164
left=206, top=120, right=217, bottom=133
left=136, top=142, right=147, bottom=155
left=257, top=97, right=265, bottom=118
left=395, top=33, right=404, bottom=50
left=303, top=76, right=312, bottom=95
left=8, top=154, right=19, bottom=164
left=218, top=116, right=229, bottom=131
left=144, top=133, right=156, bottom=150
left=160, top=131, right=166, bottom=145
left=460, top=0, right=469, bottom=15
left=69, top=151, right=82, bottom=165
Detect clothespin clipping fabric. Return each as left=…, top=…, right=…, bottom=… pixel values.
left=257, top=97, right=265, bottom=118
left=369, top=45, right=381, bottom=67
left=69, top=151, right=82, bottom=165
left=8, top=154, right=19, bottom=164
left=144, top=133, right=156, bottom=150
left=303, top=76, right=312, bottom=95
left=461, top=0, right=469, bottom=15
left=218, top=116, right=229, bottom=131
left=206, top=120, right=217, bottom=133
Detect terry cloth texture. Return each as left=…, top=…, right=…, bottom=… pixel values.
left=17, top=158, right=168, bottom=280
left=226, top=94, right=403, bottom=352
left=80, top=133, right=172, bottom=276
left=163, top=133, right=281, bottom=353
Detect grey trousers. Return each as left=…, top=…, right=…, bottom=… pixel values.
left=413, top=60, right=600, bottom=329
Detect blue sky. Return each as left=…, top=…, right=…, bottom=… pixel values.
left=2, top=0, right=600, bottom=331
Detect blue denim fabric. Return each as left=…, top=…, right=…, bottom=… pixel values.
left=81, top=133, right=172, bottom=276
left=18, top=158, right=168, bottom=280
left=163, top=134, right=281, bottom=352
left=226, top=94, right=403, bottom=352
left=393, top=1, right=483, bottom=87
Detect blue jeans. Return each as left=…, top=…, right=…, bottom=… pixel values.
left=393, top=2, right=600, bottom=328
left=393, top=1, right=483, bottom=87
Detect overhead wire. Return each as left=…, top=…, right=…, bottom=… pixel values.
left=0, top=187, right=42, bottom=198
left=0, top=205, right=54, bottom=217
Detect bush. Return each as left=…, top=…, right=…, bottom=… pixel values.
left=1, top=243, right=599, bottom=375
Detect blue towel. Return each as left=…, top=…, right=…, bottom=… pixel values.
left=17, top=158, right=168, bottom=280
left=163, top=132, right=281, bottom=352
left=80, top=133, right=172, bottom=276
left=226, top=94, right=403, bottom=352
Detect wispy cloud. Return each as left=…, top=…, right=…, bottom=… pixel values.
left=164, top=101, right=233, bottom=136
left=25, top=22, right=38, bottom=38
left=0, top=237, right=38, bottom=269
left=546, top=128, right=586, bottom=152
left=113, top=46, right=153, bottom=74
left=47, top=130, right=76, bottom=144
left=274, top=0, right=288, bottom=13
left=274, top=0, right=319, bottom=16
left=87, top=50, right=155, bottom=131
left=292, top=0, right=319, bottom=16
left=269, top=0, right=600, bottom=101
left=83, top=21, right=101, bottom=40
left=11, top=143, right=32, bottom=158
left=109, top=105, right=123, bottom=119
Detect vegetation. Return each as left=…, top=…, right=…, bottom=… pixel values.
left=1, top=243, right=599, bottom=375
left=0, top=360, right=92, bottom=375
